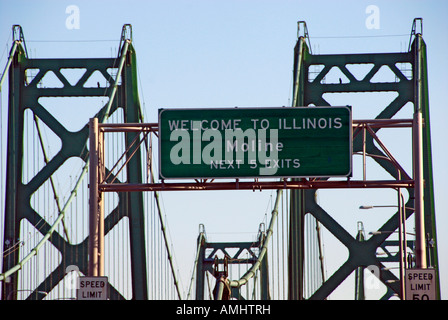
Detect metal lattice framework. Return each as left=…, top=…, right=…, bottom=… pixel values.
left=1, top=25, right=149, bottom=300
left=193, top=224, right=270, bottom=300
left=288, top=19, right=439, bottom=299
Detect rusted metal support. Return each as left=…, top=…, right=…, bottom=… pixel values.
left=98, top=122, right=159, bottom=133
left=99, top=179, right=414, bottom=193
left=95, top=118, right=414, bottom=193
left=352, top=119, right=413, bottom=128
left=413, top=33, right=427, bottom=270
left=413, top=111, right=426, bottom=269
left=213, top=276, right=231, bottom=300
left=213, top=256, right=231, bottom=300
left=89, top=118, right=105, bottom=276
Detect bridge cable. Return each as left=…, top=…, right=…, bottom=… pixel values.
left=228, top=188, right=283, bottom=289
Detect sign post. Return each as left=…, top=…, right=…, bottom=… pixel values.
left=159, top=107, right=352, bottom=179
left=405, top=268, right=436, bottom=300
left=77, top=276, right=108, bottom=300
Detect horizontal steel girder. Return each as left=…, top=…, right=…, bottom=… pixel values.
left=99, top=179, right=414, bottom=192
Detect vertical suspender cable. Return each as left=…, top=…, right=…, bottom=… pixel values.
left=145, top=132, right=183, bottom=299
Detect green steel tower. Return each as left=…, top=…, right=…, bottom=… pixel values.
left=1, top=25, right=148, bottom=300
left=288, top=19, right=439, bottom=300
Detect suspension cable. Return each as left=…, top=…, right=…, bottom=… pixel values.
left=228, top=188, right=283, bottom=288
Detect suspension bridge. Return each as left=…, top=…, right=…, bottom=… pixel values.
left=0, top=19, right=440, bottom=300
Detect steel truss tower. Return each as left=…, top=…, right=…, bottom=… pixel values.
left=194, top=224, right=270, bottom=300
left=289, top=19, right=439, bottom=299
left=1, top=25, right=148, bottom=300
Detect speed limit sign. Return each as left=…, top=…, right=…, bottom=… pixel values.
left=405, top=269, right=436, bottom=300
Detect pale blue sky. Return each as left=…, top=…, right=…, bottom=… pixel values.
left=1, top=0, right=447, bottom=299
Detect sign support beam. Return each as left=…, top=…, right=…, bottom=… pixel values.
left=89, top=117, right=105, bottom=277
left=93, top=119, right=414, bottom=193
left=413, top=34, right=427, bottom=270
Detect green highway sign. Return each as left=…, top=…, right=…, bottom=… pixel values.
left=158, top=107, right=352, bottom=179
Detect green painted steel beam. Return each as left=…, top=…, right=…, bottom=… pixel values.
left=288, top=36, right=308, bottom=301
left=413, top=34, right=440, bottom=298
left=121, top=40, right=149, bottom=300
left=2, top=40, right=27, bottom=300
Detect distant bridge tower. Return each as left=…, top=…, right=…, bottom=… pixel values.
left=194, top=224, right=270, bottom=300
